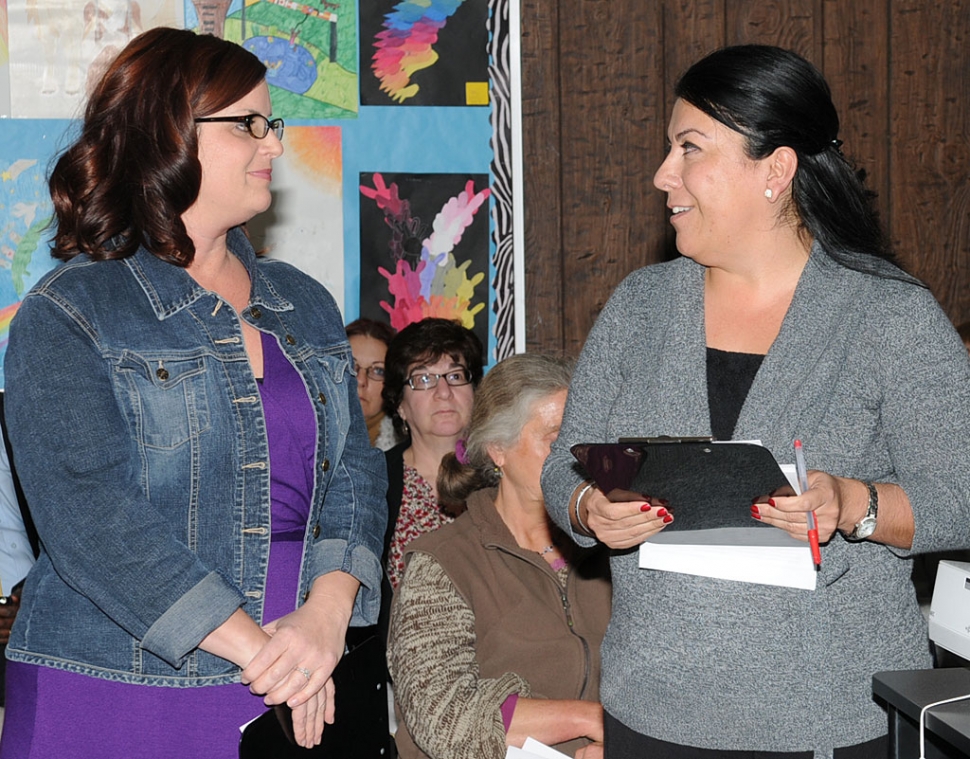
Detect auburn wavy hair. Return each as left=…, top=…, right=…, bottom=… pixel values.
left=49, top=27, right=267, bottom=266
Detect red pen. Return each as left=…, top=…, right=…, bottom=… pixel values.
left=794, top=440, right=821, bottom=570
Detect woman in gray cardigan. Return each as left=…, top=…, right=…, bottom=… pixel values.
left=541, top=45, right=970, bottom=759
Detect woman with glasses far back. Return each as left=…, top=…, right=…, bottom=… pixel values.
left=380, top=317, right=484, bottom=598
left=346, top=318, right=404, bottom=451
left=0, top=28, right=387, bottom=758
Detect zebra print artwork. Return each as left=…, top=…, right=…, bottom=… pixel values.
left=487, top=0, right=520, bottom=361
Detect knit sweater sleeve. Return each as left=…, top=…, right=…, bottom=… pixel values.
left=387, top=551, right=531, bottom=759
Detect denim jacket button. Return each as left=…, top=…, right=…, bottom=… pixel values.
left=156, top=367, right=169, bottom=381
left=250, top=306, right=262, bottom=319
left=321, top=458, right=330, bottom=472
left=285, top=334, right=296, bottom=345
left=312, top=524, right=321, bottom=539
left=318, top=392, right=327, bottom=405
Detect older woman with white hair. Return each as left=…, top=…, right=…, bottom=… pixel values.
left=387, top=354, right=611, bottom=759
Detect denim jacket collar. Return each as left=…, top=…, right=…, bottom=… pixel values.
left=122, top=227, right=294, bottom=320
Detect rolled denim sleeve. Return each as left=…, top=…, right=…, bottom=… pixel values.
left=302, top=336, right=388, bottom=627
left=5, top=290, right=245, bottom=667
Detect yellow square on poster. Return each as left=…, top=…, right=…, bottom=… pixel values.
left=465, top=81, right=489, bottom=106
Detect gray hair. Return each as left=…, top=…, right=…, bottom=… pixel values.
left=437, top=353, right=572, bottom=507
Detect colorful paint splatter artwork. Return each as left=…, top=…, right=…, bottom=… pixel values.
left=359, top=0, right=488, bottom=106
left=360, top=172, right=488, bottom=337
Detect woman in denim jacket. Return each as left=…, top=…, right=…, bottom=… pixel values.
left=0, top=28, right=387, bottom=758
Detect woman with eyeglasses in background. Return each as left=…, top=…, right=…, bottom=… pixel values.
left=371, top=319, right=483, bottom=745
left=380, top=317, right=484, bottom=598
left=346, top=318, right=404, bottom=451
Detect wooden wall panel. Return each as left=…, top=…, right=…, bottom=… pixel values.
left=520, top=0, right=970, bottom=353
left=821, top=0, right=891, bottom=230
left=520, top=0, right=565, bottom=353
left=727, top=0, right=820, bottom=54
left=889, top=0, right=970, bottom=322
left=556, top=0, right=667, bottom=355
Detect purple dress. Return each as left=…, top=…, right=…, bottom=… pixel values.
left=0, top=332, right=316, bottom=758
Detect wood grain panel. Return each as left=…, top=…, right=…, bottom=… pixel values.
left=890, top=0, right=970, bottom=324
left=663, top=0, right=727, bottom=92
left=727, top=0, right=820, bottom=55
left=520, top=0, right=566, bottom=353
left=821, top=0, right=891, bottom=237
left=557, top=0, right=667, bottom=355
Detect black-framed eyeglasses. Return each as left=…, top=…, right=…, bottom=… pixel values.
left=406, top=367, right=472, bottom=391
left=193, top=114, right=284, bottom=140
left=354, top=362, right=386, bottom=383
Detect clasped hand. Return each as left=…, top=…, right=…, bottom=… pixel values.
left=241, top=598, right=347, bottom=748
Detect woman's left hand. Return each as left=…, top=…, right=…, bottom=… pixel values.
left=752, top=470, right=847, bottom=543
left=289, top=677, right=335, bottom=748
left=240, top=572, right=360, bottom=745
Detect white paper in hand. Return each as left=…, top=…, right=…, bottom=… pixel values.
left=505, top=737, right=572, bottom=759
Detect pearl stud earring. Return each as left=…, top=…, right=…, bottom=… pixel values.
left=764, top=188, right=773, bottom=199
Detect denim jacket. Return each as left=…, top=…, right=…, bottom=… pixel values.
left=3, top=228, right=387, bottom=686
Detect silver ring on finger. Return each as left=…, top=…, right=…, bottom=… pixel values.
left=296, top=666, right=312, bottom=682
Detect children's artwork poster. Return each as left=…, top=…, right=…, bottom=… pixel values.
left=6, top=0, right=183, bottom=118
left=183, top=0, right=358, bottom=119
left=359, top=0, right=489, bottom=107
left=0, top=0, right=524, bottom=372
left=358, top=171, right=490, bottom=350
left=0, top=120, right=75, bottom=387
left=246, top=126, right=345, bottom=304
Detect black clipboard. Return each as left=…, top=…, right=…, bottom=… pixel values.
left=571, top=440, right=794, bottom=532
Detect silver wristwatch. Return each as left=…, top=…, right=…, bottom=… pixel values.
left=843, top=481, right=878, bottom=541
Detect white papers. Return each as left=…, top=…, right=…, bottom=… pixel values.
left=639, top=462, right=818, bottom=590
left=506, top=737, right=571, bottom=759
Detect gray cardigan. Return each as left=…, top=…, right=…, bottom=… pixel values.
left=541, top=246, right=970, bottom=757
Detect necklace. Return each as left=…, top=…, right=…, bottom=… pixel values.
left=537, top=545, right=555, bottom=556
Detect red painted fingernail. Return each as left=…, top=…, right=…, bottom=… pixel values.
left=662, top=515, right=673, bottom=524
left=640, top=504, right=651, bottom=512
left=768, top=498, right=776, bottom=507
left=751, top=505, right=760, bottom=517
left=656, top=508, right=668, bottom=517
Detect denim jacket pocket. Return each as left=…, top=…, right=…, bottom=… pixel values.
left=115, top=351, right=212, bottom=450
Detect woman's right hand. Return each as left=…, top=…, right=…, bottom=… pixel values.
left=580, top=487, right=672, bottom=549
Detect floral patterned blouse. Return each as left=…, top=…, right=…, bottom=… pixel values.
left=386, top=464, right=454, bottom=590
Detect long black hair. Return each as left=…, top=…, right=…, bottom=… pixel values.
left=676, top=45, right=920, bottom=284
